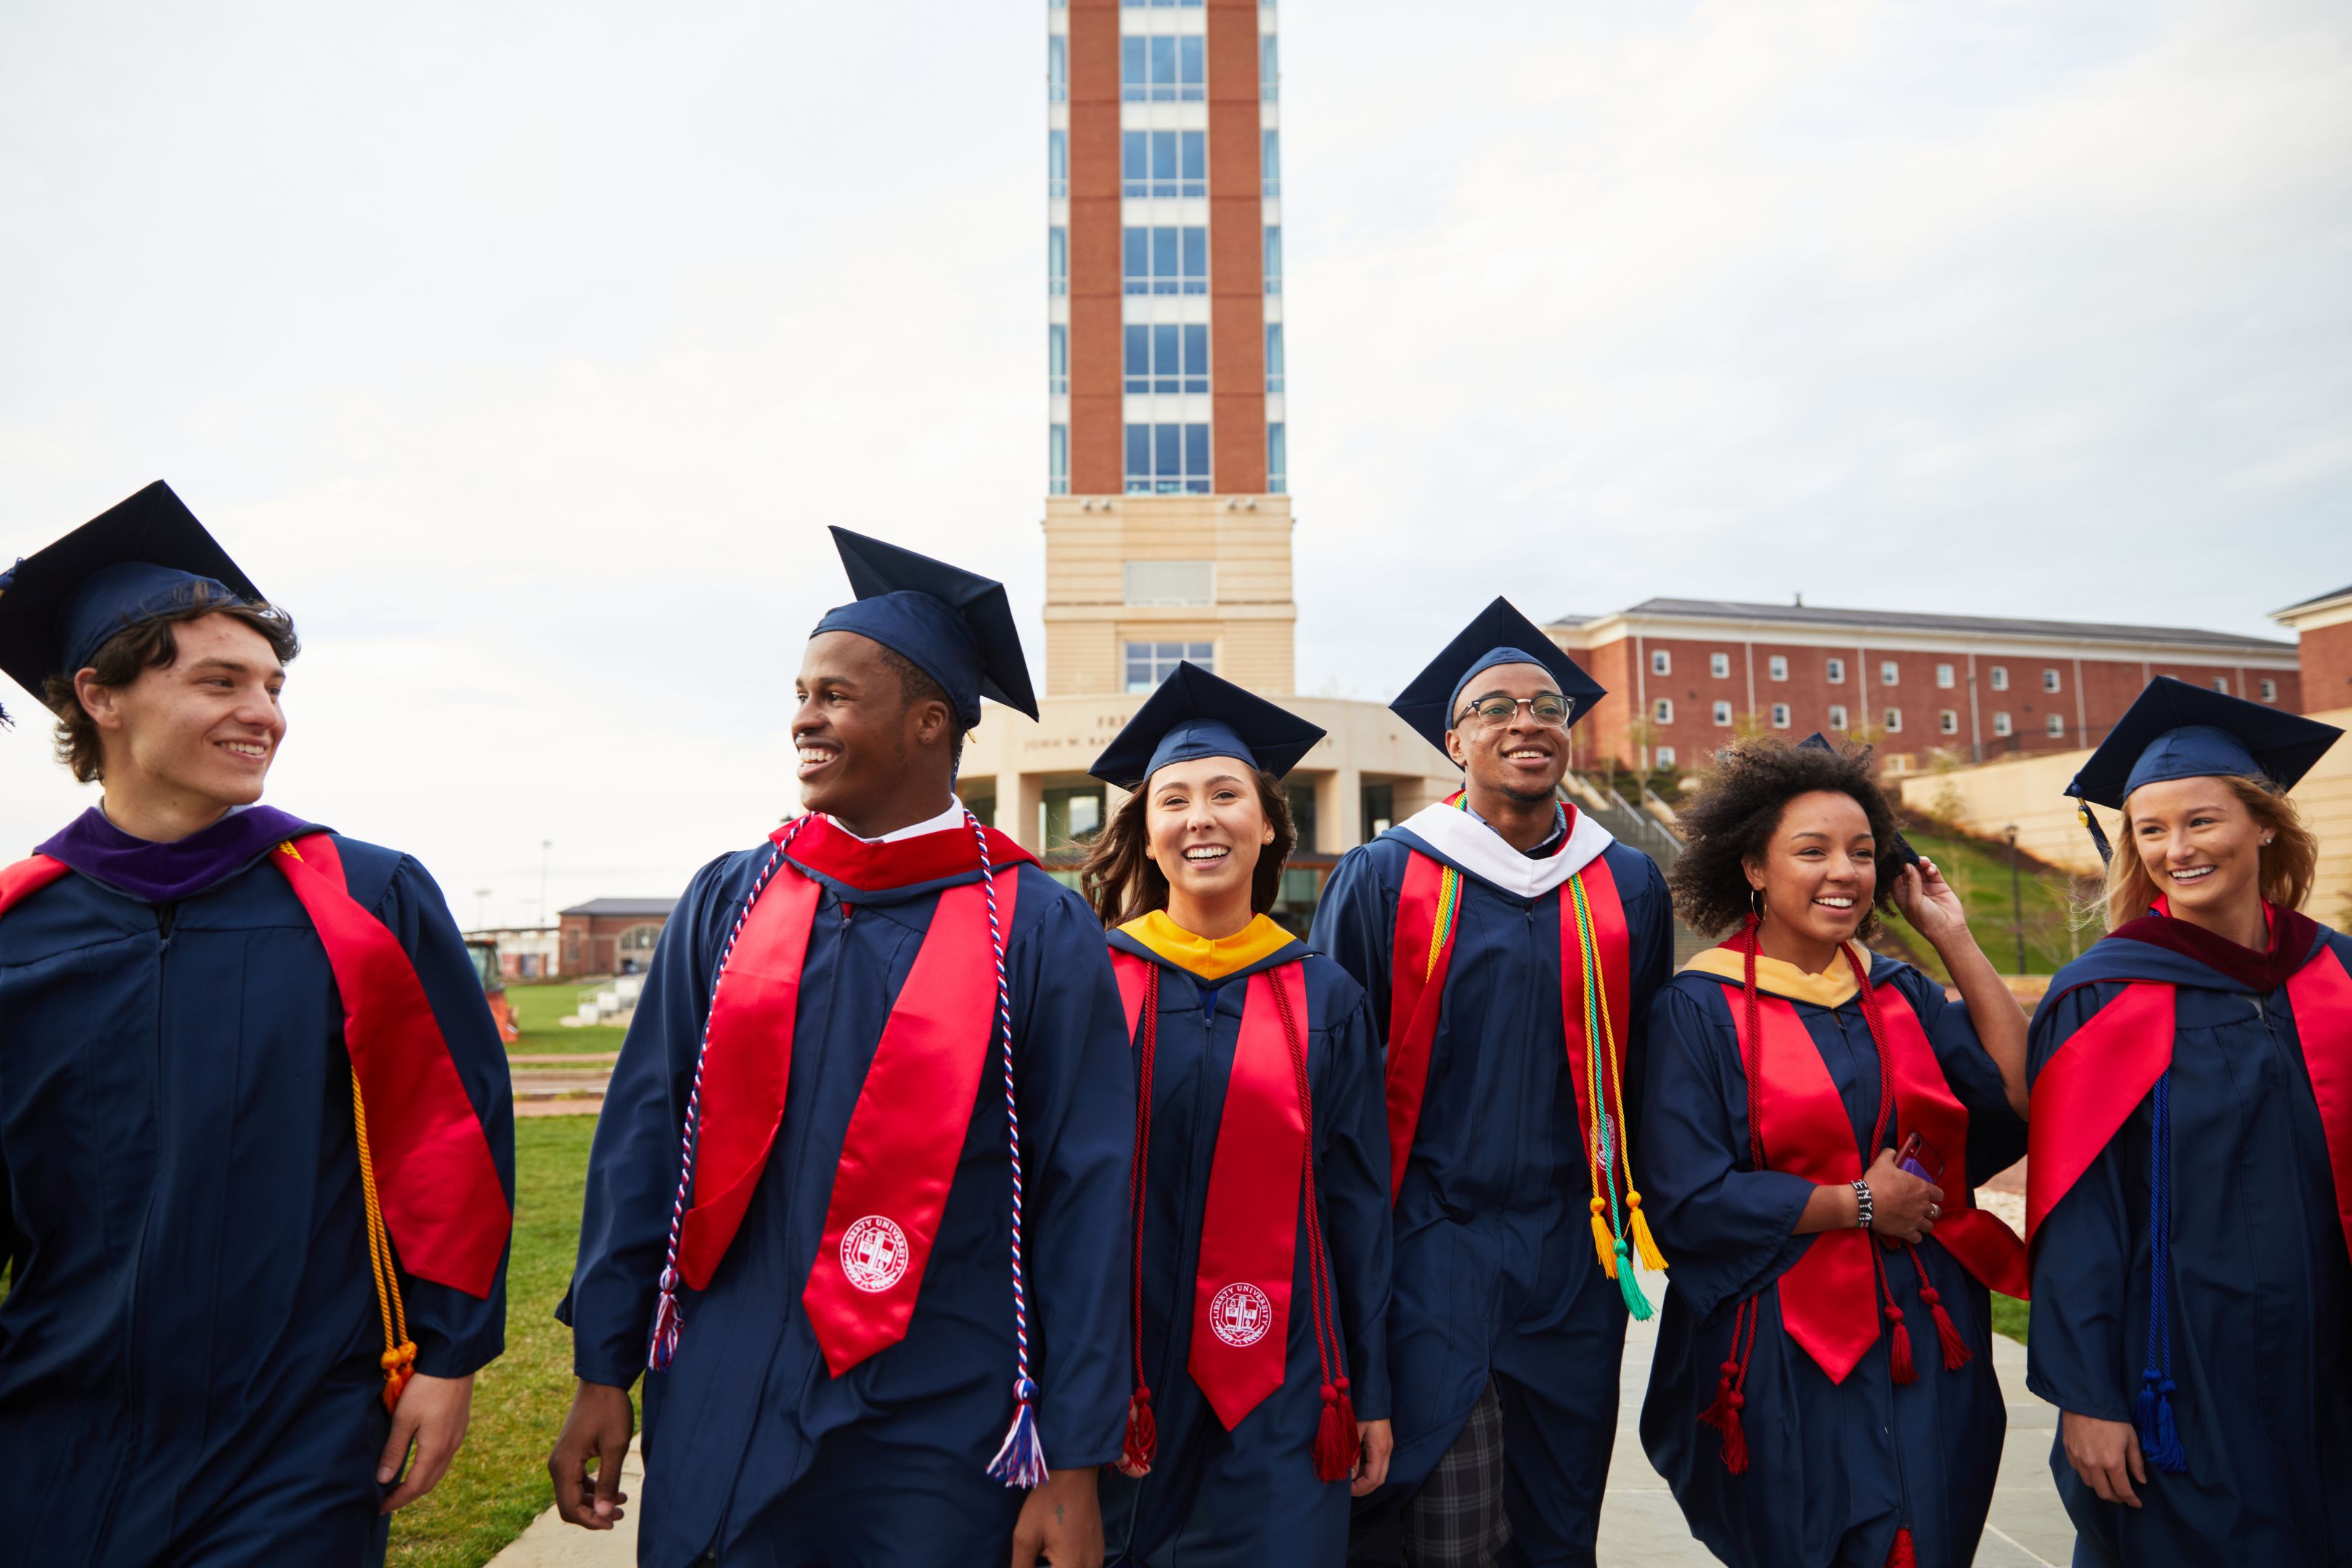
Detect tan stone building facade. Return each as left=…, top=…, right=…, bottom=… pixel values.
left=957, top=494, right=1461, bottom=927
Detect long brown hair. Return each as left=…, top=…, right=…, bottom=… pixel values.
left=1079, top=766, right=1299, bottom=928
left=2103, top=774, right=2319, bottom=930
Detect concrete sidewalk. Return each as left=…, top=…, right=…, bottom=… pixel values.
left=1599, top=1289, right=2075, bottom=1567
left=490, top=1281, right=2075, bottom=1567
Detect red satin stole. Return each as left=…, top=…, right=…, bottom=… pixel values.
left=1723, top=980, right=2027, bottom=1384
left=1385, top=842, right=1630, bottom=1204
left=1116, top=952, right=1312, bottom=1429
left=671, top=828, right=1024, bottom=1377
left=2027, top=942, right=2352, bottom=1264
left=0, top=840, right=510, bottom=1298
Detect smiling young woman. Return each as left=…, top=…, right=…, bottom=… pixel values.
left=1077, top=663, right=1394, bottom=1568
left=1637, top=736, right=2030, bottom=1568
left=2027, top=679, right=2352, bottom=1566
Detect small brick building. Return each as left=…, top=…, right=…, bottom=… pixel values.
left=1546, top=597, right=2302, bottom=777
left=2274, top=584, right=2352, bottom=714
left=558, top=897, right=677, bottom=977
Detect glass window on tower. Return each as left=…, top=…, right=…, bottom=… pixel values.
left=1123, top=34, right=1205, bottom=102
left=1262, top=128, right=1281, bottom=197
left=1124, top=226, right=1208, bottom=295
left=1260, top=33, right=1278, bottom=99
left=1050, top=424, right=1068, bottom=497
left=1268, top=422, right=1286, bottom=494
left=1048, top=129, right=1067, bottom=198
left=1125, top=422, right=1212, bottom=494
left=1048, top=226, right=1067, bottom=296
left=1265, top=322, right=1283, bottom=393
left=1126, top=641, right=1217, bottom=692
left=1048, top=36, right=1066, bottom=102
left=1049, top=324, right=1068, bottom=396
left=1124, top=322, right=1209, bottom=394
left=1122, top=130, right=1205, bottom=198
left=1264, top=226, right=1282, bottom=295
left=1122, top=0, right=1204, bottom=7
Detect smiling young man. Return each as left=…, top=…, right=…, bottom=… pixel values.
left=1308, top=598, right=1673, bottom=1568
left=553, top=528, right=1132, bottom=1568
left=0, top=482, right=515, bottom=1565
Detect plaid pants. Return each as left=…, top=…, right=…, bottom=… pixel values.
left=1399, top=1378, right=1510, bottom=1568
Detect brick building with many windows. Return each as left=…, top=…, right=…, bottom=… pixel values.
left=1545, top=597, right=2300, bottom=777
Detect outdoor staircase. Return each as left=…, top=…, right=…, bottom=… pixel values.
left=1564, top=773, right=1712, bottom=968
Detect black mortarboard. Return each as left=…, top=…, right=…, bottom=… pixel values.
left=811, top=527, right=1038, bottom=725
left=1797, top=731, right=1922, bottom=873
left=1087, top=662, right=1326, bottom=790
left=1389, top=596, right=1605, bottom=757
left=2068, top=676, right=2339, bottom=815
left=0, top=481, right=263, bottom=723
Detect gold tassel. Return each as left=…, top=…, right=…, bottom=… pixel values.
left=1628, top=1193, right=1669, bottom=1272
left=1590, top=1199, right=1618, bottom=1278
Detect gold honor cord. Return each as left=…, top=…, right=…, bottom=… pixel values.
left=352, top=1071, right=417, bottom=1412
left=1573, top=873, right=1665, bottom=1320
left=282, top=836, right=417, bottom=1412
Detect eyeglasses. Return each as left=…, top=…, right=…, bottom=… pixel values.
left=1456, top=693, right=1572, bottom=729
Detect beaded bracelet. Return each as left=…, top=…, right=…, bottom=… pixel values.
left=1851, top=1179, right=1874, bottom=1230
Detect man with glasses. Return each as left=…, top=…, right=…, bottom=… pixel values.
left=1312, top=598, right=1673, bottom=1567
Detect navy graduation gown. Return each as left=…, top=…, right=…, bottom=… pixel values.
left=562, top=841, right=1135, bottom=1568
left=1098, top=933, right=1392, bottom=1568
left=1636, top=956, right=2025, bottom=1568
left=1308, top=830, right=1671, bottom=1553
left=2027, top=927, right=2352, bottom=1564
left=0, top=834, right=515, bottom=1567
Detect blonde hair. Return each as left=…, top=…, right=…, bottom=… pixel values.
left=2103, top=774, right=2319, bottom=931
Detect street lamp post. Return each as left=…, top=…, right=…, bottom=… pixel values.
left=2005, top=825, right=2025, bottom=976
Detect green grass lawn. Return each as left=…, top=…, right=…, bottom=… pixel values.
left=1895, top=827, right=2096, bottom=981
left=505, top=979, right=628, bottom=1056
left=387, top=1115, right=597, bottom=1568
left=1991, top=1292, right=2028, bottom=1344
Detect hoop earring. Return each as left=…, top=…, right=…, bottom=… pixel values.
left=1749, top=887, right=1765, bottom=919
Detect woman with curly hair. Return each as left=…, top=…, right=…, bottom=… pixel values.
left=2026, top=679, right=2351, bottom=1565
left=1636, top=735, right=2029, bottom=1568
left=1078, top=663, right=1393, bottom=1567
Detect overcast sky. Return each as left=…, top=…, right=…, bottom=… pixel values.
left=4, top=0, right=2348, bottom=926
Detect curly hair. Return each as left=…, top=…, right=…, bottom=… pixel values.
left=1667, top=738, right=1902, bottom=939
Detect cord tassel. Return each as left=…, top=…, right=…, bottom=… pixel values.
left=1628, top=1192, right=1669, bottom=1272
left=2134, top=1370, right=2188, bottom=1474
left=649, top=1268, right=685, bottom=1371
left=1312, top=1380, right=1359, bottom=1485
left=1885, top=1527, right=1919, bottom=1568
left=379, top=1341, right=417, bottom=1414
left=1885, top=1304, right=1917, bottom=1386
left=1614, top=1239, right=1654, bottom=1320
left=987, top=1377, right=1050, bottom=1488
left=1922, top=1284, right=1972, bottom=1371
left=1117, top=1387, right=1158, bottom=1479
left=1590, top=1199, right=1618, bottom=1278
left=1697, top=1357, right=1749, bottom=1475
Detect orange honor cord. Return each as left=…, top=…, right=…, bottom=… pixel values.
left=350, top=1069, right=417, bottom=1413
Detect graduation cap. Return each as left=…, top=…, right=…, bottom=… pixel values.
left=1389, top=595, right=1605, bottom=758
left=812, top=527, right=1038, bottom=726
left=1797, top=731, right=1922, bottom=874
left=2065, top=676, right=2341, bottom=862
left=0, top=481, right=264, bottom=724
left=1088, top=661, right=1326, bottom=790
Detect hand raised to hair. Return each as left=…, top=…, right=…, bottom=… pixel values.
left=1891, top=859, right=1970, bottom=950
